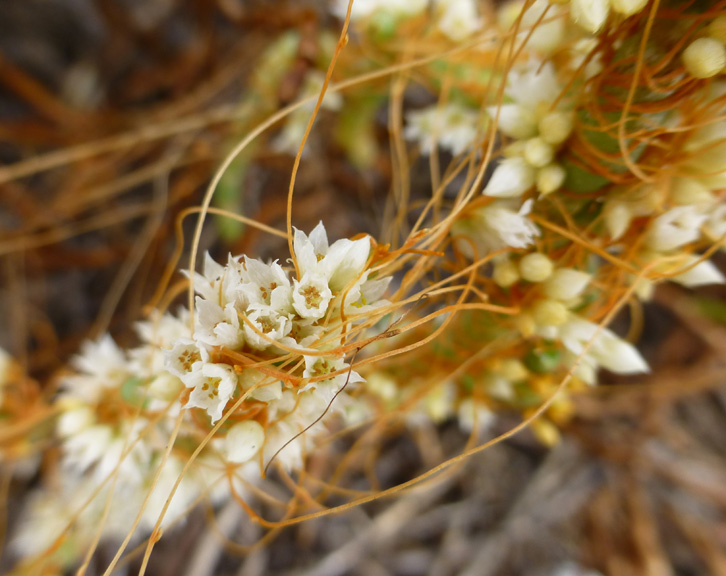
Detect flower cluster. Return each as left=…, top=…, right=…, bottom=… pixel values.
left=13, top=223, right=390, bottom=567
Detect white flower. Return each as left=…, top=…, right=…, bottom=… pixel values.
left=182, top=361, right=238, bottom=423
left=242, top=306, right=292, bottom=351
left=345, top=275, right=392, bottom=314
left=506, top=61, right=561, bottom=111
left=163, top=338, right=206, bottom=379
left=293, top=222, right=371, bottom=292
left=61, top=420, right=150, bottom=486
left=453, top=200, right=540, bottom=256
left=404, top=103, right=482, bottom=156
left=194, top=298, right=244, bottom=349
left=482, top=157, right=536, bottom=197
left=135, top=309, right=191, bottom=349
left=488, top=62, right=562, bottom=143
left=435, top=0, right=483, bottom=42
left=292, top=273, right=334, bottom=319
left=186, top=252, right=242, bottom=307
left=302, top=355, right=364, bottom=394
left=558, top=316, right=649, bottom=375
left=63, top=335, right=130, bottom=403
left=644, top=206, right=707, bottom=252
left=671, top=255, right=726, bottom=287
left=238, top=257, right=292, bottom=311
left=225, top=420, right=265, bottom=463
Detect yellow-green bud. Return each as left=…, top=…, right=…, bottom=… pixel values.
left=538, top=111, right=573, bottom=145
left=493, top=259, right=520, bottom=288
left=524, top=137, right=555, bottom=168
left=498, top=358, right=529, bottom=381
left=670, top=177, right=713, bottom=205
left=536, top=163, right=566, bottom=195
left=530, top=299, right=569, bottom=327
left=683, top=37, right=726, bottom=79
left=519, top=253, right=554, bottom=282
left=708, top=15, right=726, bottom=44
left=515, top=312, right=537, bottom=338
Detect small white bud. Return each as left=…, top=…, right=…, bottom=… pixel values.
left=422, top=382, right=454, bottom=423
left=683, top=38, right=726, bottom=79
left=610, top=0, right=648, bottom=17
left=536, top=163, right=566, bottom=195
left=570, top=0, right=610, bottom=34
left=225, top=420, right=265, bottom=463
left=543, top=268, right=592, bottom=300
left=531, top=299, right=569, bottom=327
left=148, top=373, right=183, bottom=401
left=366, top=372, right=399, bottom=403
left=483, top=158, right=536, bottom=198
left=538, top=111, right=573, bottom=145
left=519, top=253, right=554, bottom=282
left=672, top=255, right=726, bottom=287
left=57, top=406, right=94, bottom=437
left=490, top=105, right=538, bottom=139
left=493, top=259, right=520, bottom=287
left=524, top=137, right=555, bottom=168
left=458, top=398, right=495, bottom=433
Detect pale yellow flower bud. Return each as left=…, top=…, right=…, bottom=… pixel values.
left=536, top=163, right=566, bottom=195
left=531, top=418, right=561, bottom=446
left=519, top=253, right=554, bottom=282
left=531, top=299, right=569, bottom=327
left=610, top=0, right=648, bottom=17
left=525, top=137, right=555, bottom=168
left=708, top=15, right=726, bottom=44
left=570, top=0, right=609, bottom=34
left=515, top=312, right=537, bottom=338
left=226, top=420, right=265, bottom=463
left=148, top=373, right=183, bottom=401
left=543, top=268, right=591, bottom=300
left=498, top=358, right=529, bottom=381
left=493, top=259, right=520, bottom=288
left=538, top=111, right=573, bottom=145
left=683, top=37, right=726, bottom=79
left=670, top=177, right=713, bottom=205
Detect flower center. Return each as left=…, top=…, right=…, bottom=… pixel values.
left=201, top=377, right=221, bottom=400
left=301, top=285, right=323, bottom=308
left=177, top=349, right=200, bottom=372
